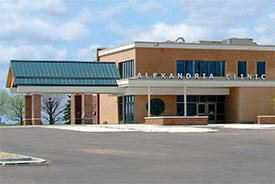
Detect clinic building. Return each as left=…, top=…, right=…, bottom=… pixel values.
left=97, top=38, right=275, bottom=124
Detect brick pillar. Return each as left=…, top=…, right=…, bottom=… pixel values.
left=97, top=94, right=100, bottom=124
left=82, top=94, right=94, bottom=124
left=32, top=94, right=41, bottom=125
left=70, top=94, right=75, bottom=124
left=71, top=94, right=82, bottom=124
left=24, top=95, right=32, bottom=125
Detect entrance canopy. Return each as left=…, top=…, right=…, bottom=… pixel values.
left=6, top=60, right=122, bottom=94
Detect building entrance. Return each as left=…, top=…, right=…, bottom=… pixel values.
left=207, top=103, right=216, bottom=122
left=177, top=95, right=225, bottom=123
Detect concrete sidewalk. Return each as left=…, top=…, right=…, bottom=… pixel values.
left=208, top=124, right=275, bottom=129
left=42, top=124, right=218, bottom=133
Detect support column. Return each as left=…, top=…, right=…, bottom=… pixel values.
left=97, top=94, right=100, bottom=124
left=24, top=95, right=32, bottom=125
left=71, top=94, right=82, bottom=124
left=70, top=94, right=75, bottom=124
left=147, top=86, right=151, bottom=117
left=184, top=86, right=187, bottom=117
left=32, top=94, right=41, bottom=125
left=82, top=94, right=94, bottom=124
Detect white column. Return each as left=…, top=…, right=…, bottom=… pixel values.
left=184, top=86, right=187, bottom=117
left=147, top=86, right=151, bottom=117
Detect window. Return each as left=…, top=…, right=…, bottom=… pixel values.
left=119, top=96, right=134, bottom=123
left=119, top=60, right=134, bottom=78
left=177, top=60, right=184, bottom=75
left=146, top=98, right=165, bottom=116
left=187, top=96, right=196, bottom=102
left=177, top=104, right=185, bottom=116
left=201, top=61, right=209, bottom=75
left=217, top=61, right=225, bottom=76
left=176, top=60, right=225, bottom=77
left=194, top=61, right=201, bottom=74
left=176, top=95, right=225, bottom=122
left=209, top=61, right=216, bottom=76
left=187, top=104, right=196, bottom=116
left=257, top=62, right=265, bottom=76
left=238, top=61, right=246, bottom=77
left=176, top=96, right=185, bottom=116
left=185, top=61, right=193, bottom=75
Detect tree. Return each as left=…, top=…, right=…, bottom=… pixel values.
left=63, top=95, right=71, bottom=124
left=7, top=95, right=24, bottom=125
left=0, top=90, right=9, bottom=116
left=42, top=95, right=65, bottom=125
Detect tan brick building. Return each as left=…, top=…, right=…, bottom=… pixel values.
left=97, top=38, right=275, bottom=124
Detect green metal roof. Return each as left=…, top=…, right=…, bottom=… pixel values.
left=10, top=60, right=121, bottom=86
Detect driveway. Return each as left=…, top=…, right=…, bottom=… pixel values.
left=0, top=127, right=274, bottom=184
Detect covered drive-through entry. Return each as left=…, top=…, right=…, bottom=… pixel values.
left=6, top=60, right=122, bottom=125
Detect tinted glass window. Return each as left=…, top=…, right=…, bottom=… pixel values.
left=119, top=96, right=134, bottom=123
left=217, top=96, right=225, bottom=102
left=146, top=98, right=165, bottom=116
left=209, top=61, right=216, bottom=76
left=238, top=61, right=246, bottom=77
left=177, top=96, right=184, bottom=102
left=217, top=103, right=225, bottom=114
left=119, top=60, right=134, bottom=78
left=194, top=61, right=200, bottom=74
left=207, top=96, right=216, bottom=102
left=187, top=104, right=196, bottom=116
left=201, top=61, right=208, bottom=76
left=198, top=104, right=205, bottom=113
left=217, top=61, right=225, bottom=76
left=187, top=96, right=196, bottom=102
left=198, top=96, right=207, bottom=102
left=177, top=104, right=185, bottom=116
left=185, top=61, right=193, bottom=75
left=177, top=60, right=184, bottom=74
left=176, top=60, right=225, bottom=76
left=257, top=62, right=265, bottom=76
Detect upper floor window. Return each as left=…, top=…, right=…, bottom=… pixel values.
left=238, top=61, right=246, bottom=77
left=119, top=60, right=134, bottom=78
left=176, top=60, right=225, bottom=76
left=257, top=62, right=265, bottom=76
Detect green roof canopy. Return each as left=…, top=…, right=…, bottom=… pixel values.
left=7, top=60, right=121, bottom=87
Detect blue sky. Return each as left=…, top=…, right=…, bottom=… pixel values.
left=1, top=0, right=275, bottom=90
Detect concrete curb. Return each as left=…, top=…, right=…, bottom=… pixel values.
left=42, top=124, right=219, bottom=133
left=0, top=152, right=47, bottom=166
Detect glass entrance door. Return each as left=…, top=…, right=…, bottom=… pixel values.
left=207, top=103, right=216, bottom=121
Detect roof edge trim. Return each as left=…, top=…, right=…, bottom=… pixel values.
left=98, top=42, right=275, bottom=57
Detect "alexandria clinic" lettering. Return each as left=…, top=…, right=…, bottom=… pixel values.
left=136, top=72, right=266, bottom=80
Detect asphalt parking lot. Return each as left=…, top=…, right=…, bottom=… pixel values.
left=0, top=127, right=274, bottom=184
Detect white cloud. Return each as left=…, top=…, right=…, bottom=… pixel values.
left=0, top=44, right=67, bottom=64
left=0, top=0, right=67, bottom=15
left=136, top=23, right=210, bottom=42
left=174, top=0, right=268, bottom=26
left=252, top=13, right=275, bottom=45
left=108, top=0, right=275, bottom=45
left=227, top=28, right=252, bottom=38
left=76, top=0, right=166, bottom=23
left=0, top=0, right=90, bottom=44
left=76, top=44, right=100, bottom=60
left=108, top=22, right=210, bottom=43
left=0, top=16, right=90, bottom=44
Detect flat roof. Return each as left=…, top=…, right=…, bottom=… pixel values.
left=98, top=41, right=275, bottom=57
